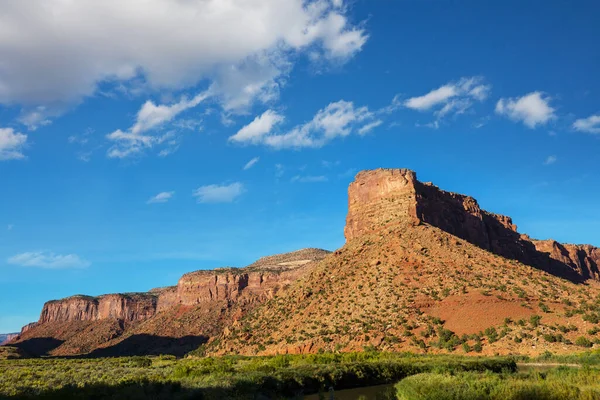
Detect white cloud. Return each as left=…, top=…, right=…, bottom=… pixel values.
left=230, top=110, right=284, bottom=144
left=495, top=92, right=556, bottom=128
left=404, top=77, right=491, bottom=119
left=0, top=128, right=27, bottom=160
left=0, top=0, right=367, bottom=125
left=243, top=157, right=260, bottom=170
left=18, top=106, right=53, bottom=131
left=291, top=175, right=328, bottom=183
left=106, top=92, right=208, bottom=158
left=193, top=182, right=245, bottom=203
left=358, top=120, right=383, bottom=135
left=543, top=155, right=557, bottom=165
left=147, top=191, right=175, bottom=204
left=573, top=114, right=600, bottom=134
left=131, top=92, right=209, bottom=135
left=8, top=251, right=90, bottom=269
left=232, top=100, right=379, bottom=149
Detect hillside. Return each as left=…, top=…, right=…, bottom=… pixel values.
left=211, top=169, right=600, bottom=356
left=7, top=168, right=600, bottom=358
left=10, top=248, right=330, bottom=356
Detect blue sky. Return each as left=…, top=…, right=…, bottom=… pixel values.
left=1, top=0, right=599, bottom=332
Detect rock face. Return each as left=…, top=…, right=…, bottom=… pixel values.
left=14, top=248, right=330, bottom=356
left=532, top=240, right=600, bottom=281
left=345, top=168, right=599, bottom=282
left=40, top=293, right=158, bottom=324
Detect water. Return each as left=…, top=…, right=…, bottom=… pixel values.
left=303, top=384, right=396, bottom=400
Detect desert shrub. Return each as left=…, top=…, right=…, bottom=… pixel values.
left=575, top=337, right=593, bottom=348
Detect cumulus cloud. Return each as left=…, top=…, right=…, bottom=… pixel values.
left=0, top=0, right=367, bottom=126
left=495, top=92, right=556, bottom=128
left=404, top=77, right=491, bottom=121
left=8, top=251, right=91, bottom=269
left=573, top=114, right=600, bottom=134
left=0, top=128, right=27, bottom=160
left=229, top=110, right=285, bottom=144
left=193, top=182, right=245, bottom=203
left=543, top=155, right=557, bottom=165
left=231, top=100, right=379, bottom=149
left=243, top=157, right=260, bottom=170
left=147, top=191, right=175, bottom=204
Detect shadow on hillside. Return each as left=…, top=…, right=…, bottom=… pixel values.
left=11, top=337, right=64, bottom=356
left=87, top=334, right=209, bottom=358
left=416, top=183, right=594, bottom=284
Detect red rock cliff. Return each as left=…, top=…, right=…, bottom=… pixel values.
left=34, top=248, right=330, bottom=325
left=345, top=168, right=599, bottom=282
left=39, top=293, right=158, bottom=324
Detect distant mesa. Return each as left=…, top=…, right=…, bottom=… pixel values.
left=0, top=333, right=18, bottom=346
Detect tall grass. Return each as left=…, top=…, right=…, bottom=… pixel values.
left=0, top=352, right=516, bottom=399
left=395, top=367, right=600, bottom=400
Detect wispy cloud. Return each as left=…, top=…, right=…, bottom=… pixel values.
left=543, top=155, right=557, bottom=165
left=7, top=224, right=14, bottom=231
left=243, top=157, right=260, bottom=170
left=147, top=191, right=175, bottom=204
left=495, top=92, right=556, bottom=128
left=106, top=91, right=210, bottom=158
left=573, top=114, right=600, bottom=134
left=291, top=175, right=328, bottom=183
left=229, top=110, right=284, bottom=145
left=358, top=120, right=383, bottom=135
left=193, top=182, right=245, bottom=203
left=230, top=100, right=381, bottom=149
left=404, top=77, right=491, bottom=124
left=8, top=251, right=91, bottom=269
left=0, top=128, right=28, bottom=161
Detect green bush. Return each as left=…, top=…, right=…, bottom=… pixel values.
left=575, top=337, right=593, bottom=348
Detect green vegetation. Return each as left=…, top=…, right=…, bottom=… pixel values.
left=395, top=367, right=600, bottom=400
left=0, top=352, right=515, bottom=399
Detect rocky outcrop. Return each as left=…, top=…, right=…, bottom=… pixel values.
left=20, top=248, right=330, bottom=350
left=345, top=168, right=599, bottom=282
left=175, top=248, right=330, bottom=306
left=533, top=240, right=600, bottom=281
left=39, top=293, right=158, bottom=324
left=345, top=169, right=420, bottom=240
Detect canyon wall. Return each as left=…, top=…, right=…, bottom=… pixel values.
left=39, top=293, right=158, bottom=324
left=345, top=168, right=599, bottom=282
left=31, top=248, right=330, bottom=326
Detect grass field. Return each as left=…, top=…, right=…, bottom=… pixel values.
left=0, top=350, right=515, bottom=399
left=2, top=349, right=600, bottom=399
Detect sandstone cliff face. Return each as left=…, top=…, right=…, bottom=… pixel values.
left=345, top=168, right=599, bottom=282
left=345, top=169, right=419, bottom=240
left=39, top=294, right=158, bottom=324
left=31, top=249, right=329, bottom=326
left=533, top=240, right=600, bottom=281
